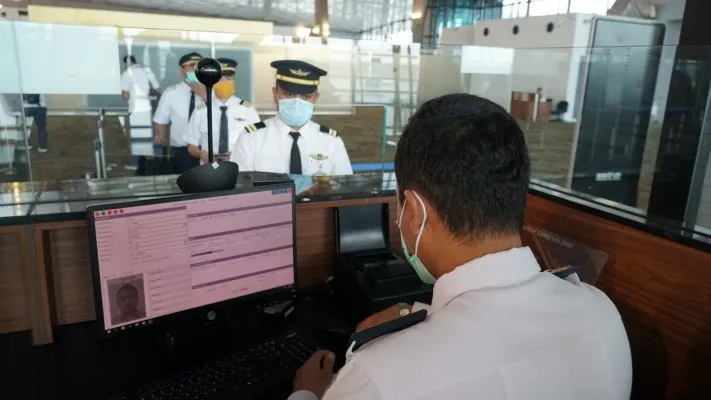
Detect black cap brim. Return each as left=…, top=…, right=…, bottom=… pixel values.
left=276, top=80, right=317, bottom=95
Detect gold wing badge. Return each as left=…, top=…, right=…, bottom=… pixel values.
left=290, top=68, right=310, bottom=77
left=310, top=154, right=329, bottom=162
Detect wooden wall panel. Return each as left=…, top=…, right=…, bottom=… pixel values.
left=0, top=230, right=30, bottom=333
left=525, top=195, right=711, bottom=399
left=48, top=227, right=96, bottom=325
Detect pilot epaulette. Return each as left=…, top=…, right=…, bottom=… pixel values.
left=319, top=125, right=339, bottom=137
left=239, top=99, right=252, bottom=107
left=244, top=121, right=266, bottom=134
left=345, top=309, right=427, bottom=361
left=196, top=103, right=207, bottom=111
left=547, top=265, right=579, bottom=279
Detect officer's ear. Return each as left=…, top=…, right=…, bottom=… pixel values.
left=272, top=86, right=279, bottom=104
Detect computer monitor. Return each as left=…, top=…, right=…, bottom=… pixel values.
left=87, top=184, right=297, bottom=335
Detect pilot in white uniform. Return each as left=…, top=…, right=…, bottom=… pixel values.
left=232, top=60, right=353, bottom=176
left=185, top=58, right=260, bottom=164
left=289, top=94, right=632, bottom=400
left=121, top=55, right=160, bottom=168
left=153, top=52, right=206, bottom=174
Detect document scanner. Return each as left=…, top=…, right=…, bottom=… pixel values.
left=333, top=203, right=433, bottom=323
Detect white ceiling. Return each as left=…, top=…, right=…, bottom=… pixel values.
left=23, top=0, right=400, bottom=33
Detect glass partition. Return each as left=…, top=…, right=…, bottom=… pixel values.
left=0, top=18, right=709, bottom=244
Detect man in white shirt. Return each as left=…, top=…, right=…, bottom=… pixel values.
left=184, top=58, right=260, bottom=164
left=289, top=93, right=632, bottom=400
left=153, top=52, right=206, bottom=173
left=233, top=60, right=352, bottom=176
left=121, top=55, right=161, bottom=169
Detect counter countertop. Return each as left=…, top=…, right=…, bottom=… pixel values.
left=0, top=172, right=397, bottom=225
left=1, top=174, right=709, bottom=253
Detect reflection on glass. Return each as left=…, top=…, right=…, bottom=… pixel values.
left=0, top=16, right=708, bottom=242
left=523, top=225, right=609, bottom=285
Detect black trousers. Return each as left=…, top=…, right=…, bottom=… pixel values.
left=171, top=146, right=199, bottom=174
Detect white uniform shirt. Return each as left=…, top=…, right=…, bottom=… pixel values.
left=120, top=65, right=159, bottom=113
left=153, top=82, right=204, bottom=147
left=290, top=247, right=632, bottom=400
left=184, top=95, right=260, bottom=163
left=233, top=116, right=353, bottom=175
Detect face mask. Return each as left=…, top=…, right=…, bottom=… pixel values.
left=185, top=71, right=199, bottom=84
left=397, top=192, right=437, bottom=285
left=214, top=80, right=235, bottom=99
left=278, top=98, right=314, bottom=127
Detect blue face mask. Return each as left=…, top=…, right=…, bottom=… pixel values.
left=397, top=192, right=437, bottom=285
left=278, top=98, right=314, bottom=127
left=185, top=71, right=199, bottom=84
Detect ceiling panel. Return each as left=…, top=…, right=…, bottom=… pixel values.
left=25, top=0, right=412, bottom=33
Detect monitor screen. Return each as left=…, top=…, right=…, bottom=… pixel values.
left=89, top=186, right=295, bottom=333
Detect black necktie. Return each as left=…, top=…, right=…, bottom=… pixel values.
left=188, top=92, right=196, bottom=119
left=289, top=132, right=302, bottom=174
left=219, top=106, right=229, bottom=154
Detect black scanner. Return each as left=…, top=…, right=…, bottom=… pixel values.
left=333, top=204, right=432, bottom=323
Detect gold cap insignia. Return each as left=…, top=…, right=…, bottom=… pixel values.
left=290, top=68, right=310, bottom=77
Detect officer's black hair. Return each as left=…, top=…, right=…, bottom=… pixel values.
left=123, top=55, right=137, bottom=64
left=394, top=93, right=530, bottom=240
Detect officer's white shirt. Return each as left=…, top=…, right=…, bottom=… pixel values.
left=185, top=95, right=260, bottom=163
left=290, top=247, right=632, bottom=400
left=153, top=82, right=204, bottom=147
left=232, top=116, right=353, bottom=175
left=121, top=65, right=159, bottom=113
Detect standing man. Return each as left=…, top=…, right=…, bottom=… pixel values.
left=153, top=52, right=207, bottom=173
left=22, top=93, right=48, bottom=153
left=185, top=58, right=260, bottom=164
left=232, top=60, right=352, bottom=176
left=121, top=55, right=161, bottom=170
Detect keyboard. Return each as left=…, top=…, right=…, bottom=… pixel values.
left=110, top=332, right=315, bottom=400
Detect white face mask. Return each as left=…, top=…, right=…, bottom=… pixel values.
left=397, top=192, right=436, bottom=285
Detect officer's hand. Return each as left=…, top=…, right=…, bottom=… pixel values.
left=356, top=304, right=408, bottom=331
left=293, top=350, right=335, bottom=398
left=200, top=151, right=210, bottom=164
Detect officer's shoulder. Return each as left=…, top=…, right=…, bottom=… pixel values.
left=238, top=99, right=253, bottom=108
left=163, top=84, right=180, bottom=93
left=244, top=121, right=267, bottom=134
left=196, top=102, right=207, bottom=111
left=318, top=124, right=339, bottom=138
left=349, top=309, right=427, bottom=355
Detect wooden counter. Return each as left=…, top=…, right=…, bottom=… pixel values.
left=0, top=196, right=400, bottom=345
left=2, top=190, right=711, bottom=398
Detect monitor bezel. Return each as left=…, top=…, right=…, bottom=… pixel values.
left=86, top=182, right=298, bottom=337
